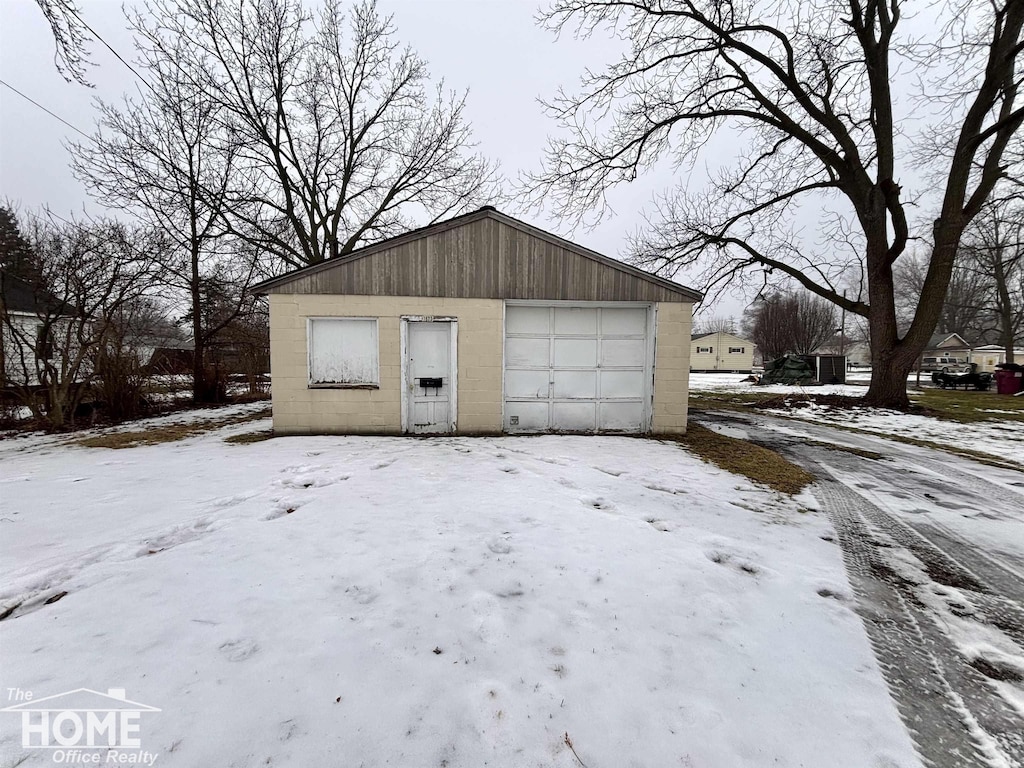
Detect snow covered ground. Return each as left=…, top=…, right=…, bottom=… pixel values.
left=694, top=411, right=1024, bottom=764
left=0, top=412, right=921, bottom=767
left=690, top=373, right=1023, bottom=467
left=757, top=402, right=1024, bottom=467
left=690, top=372, right=871, bottom=397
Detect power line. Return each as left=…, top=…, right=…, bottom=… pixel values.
left=64, top=6, right=154, bottom=93
left=0, top=79, right=91, bottom=140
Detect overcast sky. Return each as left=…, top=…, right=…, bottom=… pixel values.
left=0, top=0, right=749, bottom=320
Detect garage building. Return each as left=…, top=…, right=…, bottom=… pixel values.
left=253, top=207, right=701, bottom=436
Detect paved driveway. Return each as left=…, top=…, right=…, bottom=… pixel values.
left=693, top=410, right=1024, bottom=767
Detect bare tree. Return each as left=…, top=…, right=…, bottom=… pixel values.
left=530, top=0, right=1024, bottom=408
left=93, top=296, right=173, bottom=422
left=791, top=291, right=839, bottom=355
left=197, top=280, right=271, bottom=396
left=70, top=28, right=259, bottom=404
left=893, top=249, right=992, bottom=341
left=693, top=315, right=737, bottom=334
left=34, top=0, right=93, bottom=85
left=962, top=197, right=1024, bottom=361
left=1, top=212, right=164, bottom=429
left=749, top=290, right=837, bottom=360
left=133, top=0, right=498, bottom=271
left=748, top=296, right=794, bottom=361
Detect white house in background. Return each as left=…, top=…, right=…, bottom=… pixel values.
left=970, top=345, right=1024, bottom=372
left=690, top=332, right=755, bottom=372
left=1, top=272, right=57, bottom=388
left=917, top=332, right=973, bottom=371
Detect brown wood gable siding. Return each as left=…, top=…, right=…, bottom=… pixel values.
left=271, top=218, right=691, bottom=303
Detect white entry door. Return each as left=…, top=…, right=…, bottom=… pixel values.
left=403, top=319, right=457, bottom=434
left=503, top=304, right=653, bottom=433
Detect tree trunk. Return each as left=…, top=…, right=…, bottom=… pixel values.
left=863, top=235, right=915, bottom=409
left=993, top=258, right=1016, bottom=364
left=863, top=217, right=967, bottom=408
left=189, top=244, right=209, bottom=405
left=47, top=391, right=66, bottom=430
left=865, top=356, right=915, bottom=407
left=192, top=338, right=208, bottom=405
left=44, top=380, right=68, bottom=430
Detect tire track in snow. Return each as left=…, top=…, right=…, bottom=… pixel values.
left=692, top=411, right=1024, bottom=768
left=812, top=479, right=995, bottom=768
left=905, top=521, right=1024, bottom=604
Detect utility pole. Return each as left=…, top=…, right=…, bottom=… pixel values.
left=839, top=308, right=846, bottom=357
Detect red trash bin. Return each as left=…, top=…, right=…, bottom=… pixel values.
left=995, top=368, right=1024, bottom=394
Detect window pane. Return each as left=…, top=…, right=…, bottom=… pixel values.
left=309, top=319, right=378, bottom=384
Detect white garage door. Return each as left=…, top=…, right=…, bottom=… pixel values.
left=504, top=304, right=653, bottom=433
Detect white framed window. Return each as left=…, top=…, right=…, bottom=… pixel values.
left=308, top=318, right=379, bottom=387
left=728, top=346, right=745, bottom=354
left=697, top=346, right=713, bottom=354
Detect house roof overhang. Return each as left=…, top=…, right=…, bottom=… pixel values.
left=250, top=207, right=703, bottom=303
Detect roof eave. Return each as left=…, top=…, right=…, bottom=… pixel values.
left=249, top=209, right=703, bottom=302
left=250, top=209, right=494, bottom=295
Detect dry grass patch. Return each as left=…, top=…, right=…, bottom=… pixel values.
left=224, top=429, right=275, bottom=445
left=691, top=386, right=1024, bottom=425
left=909, top=387, right=1024, bottom=423
left=670, top=422, right=814, bottom=496
left=693, top=398, right=1018, bottom=469
left=688, top=392, right=769, bottom=412
left=76, top=406, right=271, bottom=449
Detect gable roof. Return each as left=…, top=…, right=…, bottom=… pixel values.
left=927, top=332, right=971, bottom=349
left=1, top=271, right=44, bottom=313
left=251, top=207, right=702, bottom=303
left=0, top=270, right=73, bottom=316
left=691, top=331, right=751, bottom=344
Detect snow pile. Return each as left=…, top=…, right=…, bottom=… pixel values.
left=0, top=424, right=920, bottom=767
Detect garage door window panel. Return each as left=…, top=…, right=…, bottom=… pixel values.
left=308, top=318, right=379, bottom=387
